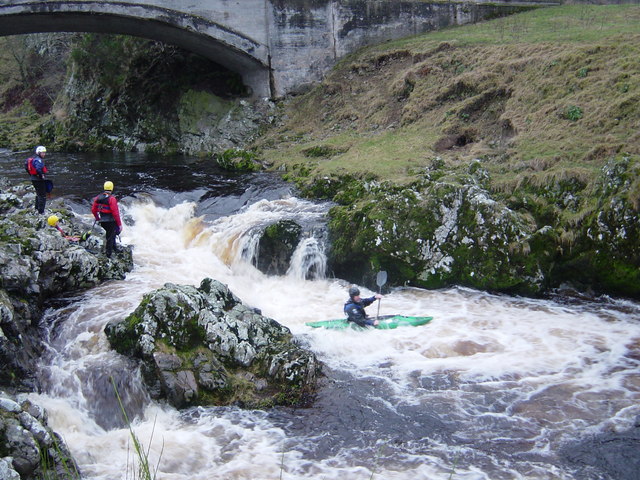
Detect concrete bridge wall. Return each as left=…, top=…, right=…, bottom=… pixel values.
left=0, top=1, right=551, bottom=98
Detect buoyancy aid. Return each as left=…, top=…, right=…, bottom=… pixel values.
left=95, top=193, right=114, bottom=220
left=25, top=157, right=48, bottom=176
left=343, top=296, right=376, bottom=324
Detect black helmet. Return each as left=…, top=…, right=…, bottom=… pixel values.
left=348, top=286, right=360, bottom=297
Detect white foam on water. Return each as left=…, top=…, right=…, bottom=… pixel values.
left=32, top=197, right=640, bottom=480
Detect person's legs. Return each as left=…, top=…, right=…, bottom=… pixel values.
left=32, top=180, right=47, bottom=213
left=102, top=222, right=117, bottom=257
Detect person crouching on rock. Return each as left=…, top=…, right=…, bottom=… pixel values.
left=344, top=286, right=382, bottom=327
left=47, top=215, right=80, bottom=242
left=91, top=181, right=122, bottom=258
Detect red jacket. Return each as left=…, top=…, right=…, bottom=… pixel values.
left=91, top=192, right=122, bottom=227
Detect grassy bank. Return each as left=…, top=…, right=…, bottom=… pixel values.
left=256, top=4, right=640, bottom=193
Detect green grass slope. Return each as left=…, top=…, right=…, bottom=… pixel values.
left=258, top=4, right=639, bottom=194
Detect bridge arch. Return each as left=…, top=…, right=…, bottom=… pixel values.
left=0, top=1, right=272, bottom=97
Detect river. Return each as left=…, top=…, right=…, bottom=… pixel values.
left=2, top=150, right=640, bottom=480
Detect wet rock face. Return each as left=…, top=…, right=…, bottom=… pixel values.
left=324, top=155, right=640, bottom=298
left=256, top=220, right=302, bottom=275
left=0, top=392, right=80, bottom=480
left=0, top=289, right=41, bottom=390
left=105, top=277, right=321, bottom=409
left=0, top=176, right=134, bottom=390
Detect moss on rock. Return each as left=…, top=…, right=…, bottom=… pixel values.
left=105, top=278, right=321, bottom=409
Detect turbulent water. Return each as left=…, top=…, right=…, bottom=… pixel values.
left=3, top=150, right=640, bottom=480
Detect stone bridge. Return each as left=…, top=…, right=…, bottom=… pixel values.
left=0, top=0, right=553, bottom=98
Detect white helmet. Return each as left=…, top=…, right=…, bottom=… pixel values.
left=35, top=146, right=47, bottom=155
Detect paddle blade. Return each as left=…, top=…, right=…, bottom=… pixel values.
left=376, top=270, right=387, bottom=287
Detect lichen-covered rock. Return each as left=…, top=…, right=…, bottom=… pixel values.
left=0, top=391, right=80, bottom=480
left=324, top=155, right=640, bottom=298
left=329, top=179, right=547, bottom=295
left=0, top=182, right=133, bottom=299
left=573, top=157, right=640, bottom=296
left=105, top=278, right=321, bottom=409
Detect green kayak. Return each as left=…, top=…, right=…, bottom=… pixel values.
left=305, top=314, right=433, bottom=330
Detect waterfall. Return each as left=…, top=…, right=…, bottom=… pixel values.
left=180, top=197, right=331, bottom=275
left=240, top=227, right=263, bottom=266
left=287, top=235, right=327, bottom=280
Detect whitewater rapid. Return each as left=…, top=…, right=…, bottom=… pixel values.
left=30, top=194, right=640, bottom=480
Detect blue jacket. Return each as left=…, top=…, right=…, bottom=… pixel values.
left=344, top=296, right=377, bottom=327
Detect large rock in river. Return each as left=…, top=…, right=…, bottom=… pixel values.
left=105, top=278, right=321, bottom=409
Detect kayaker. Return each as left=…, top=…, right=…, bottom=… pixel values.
left=344, top=286, right=383, bottom=327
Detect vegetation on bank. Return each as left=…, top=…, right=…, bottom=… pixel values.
left=0, top=34, right=68, bottom=150
left=0, top=32, right=253, bottom=154
left=252, top=4, right=640, bottom=297
left=257, top=4, right=639, bottom=184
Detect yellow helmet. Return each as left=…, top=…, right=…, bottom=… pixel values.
left=103, top=181, right=114, bottom=191
left=47, top=215, right=59, bottom=227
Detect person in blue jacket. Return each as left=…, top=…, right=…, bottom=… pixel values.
left=25, top=145, right=48, bottom=213
left=344, top=286, right=383, bottom=327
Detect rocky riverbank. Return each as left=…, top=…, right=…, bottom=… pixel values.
left=0, top=177, right=134, bottom=390
left=311, top=155, right=640, bottom=298
left=0, top=176, right=134, bottom=479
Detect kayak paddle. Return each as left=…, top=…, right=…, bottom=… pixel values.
left=375, top=270, right=387, bottom=319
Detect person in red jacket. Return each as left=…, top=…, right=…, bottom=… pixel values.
left=91, top=181, right=122, bottom=257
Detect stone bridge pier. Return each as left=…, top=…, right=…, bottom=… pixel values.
left=0, top=0, right=553, bottom=98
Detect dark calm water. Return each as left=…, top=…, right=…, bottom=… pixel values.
left=1, top=148, right=293, bottom=219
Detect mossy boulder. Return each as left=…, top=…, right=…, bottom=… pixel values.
left=105, top=278, right=320, bottom=409
left=256, top=220, right=303, bottom=275
left=328, top=178, right=547, bottom=294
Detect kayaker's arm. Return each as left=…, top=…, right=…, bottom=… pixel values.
left=361, top=295, right=382, bottom=308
